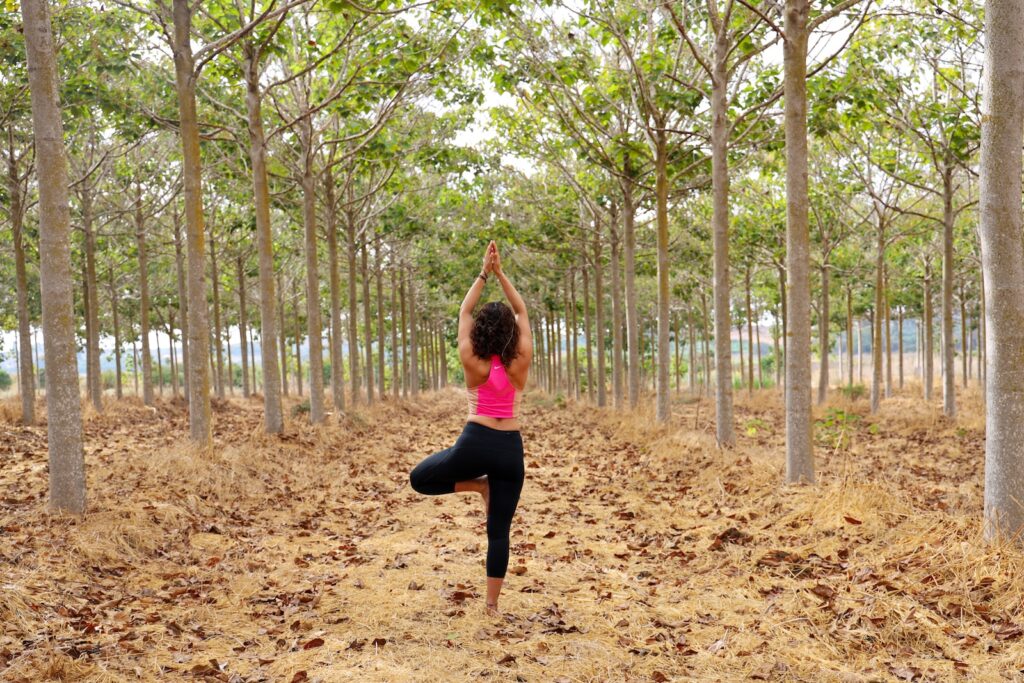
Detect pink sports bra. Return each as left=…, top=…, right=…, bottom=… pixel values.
left=467, top=355, right=520, bottom=419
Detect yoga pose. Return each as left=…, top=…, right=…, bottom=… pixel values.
left=409, top=240, right=532, bottom=615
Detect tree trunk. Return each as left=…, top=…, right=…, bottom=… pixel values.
left=608, top=214, right=622, bottom=408
left=361, top=240, right=374, bottom=404
left=169, top=319, right=178, bottom=397
left=941, top=169, right=956, bottom=418
left=745, top=267, right=754, bottom=395
left=346, top=211, right=361, bottom=404
left=710, top=34, right=735, bottom=444
left=325, top=182, right=345, bottom=411
left=924, top=268, right=934, bottom=401
left=173, top=0, right=212, bottom=444
left=582, top=261, right=594, bottom=401
left=278, top=270, right=288, bottom=396
left=870, top=225, right=885, bottom=414
left=237, top=255, right=250, bottom=398
left=980, top=0, right=1024, bottom=541
left=653, top=130, right=671, bottom=421
left=82, top=187, right=102, bottom=411
left=701, top=292, right=711, bottom=397
left=884, top=266, right=892, bottom=398
left=209, top=221, right=225, bottom=400
left=688, top=309, right=697, bottom=393
left=778, top=264, right=787, bottom=388
left=620, top=171, right=640, bottom=409
left=136, top=187, right=155, bottom=407
left=376, top=234, right=386, bottom=397
left=569, top=270, right=579, bottom=400
left=960, top=287, right=968, bottom=388
left=846, top=289, right=853, bottom=388
left=817, top=265, right=830, bottom=404
left=898, top=305, right=904, bottom=389
left=298, top=117, right=324, bottom=422
left=294, top=303, right=303, bottom=397
left=408, top=265, right=418, bottom=396
left=755, top=304, right=763, bottom=388
left=783, top=0, right=813, bottom=481
left=156, top=331, right=163, bottom=396
left=594, top=231, right=607, bottom=407
left=400, top=268, right=408, bottom=398
left=8, top=130, right=35, bottom=424
left=242, top=45, right=282, bottom=431
left=172, top=212, right=190, bottom=402
left=391, top=265, right=399, bottom=399
left=110, top=271, right=122, bottom=400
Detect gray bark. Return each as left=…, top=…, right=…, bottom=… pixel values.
left=173, top=0, right=212, bottom=444
left=783, top=0, right=814, bottom=482
left=980, top=0, right=1024, bottom=541
left=22, top=0, right=86, bottom=512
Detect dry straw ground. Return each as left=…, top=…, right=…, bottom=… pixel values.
left=1, top=384, right=1023, bottom=682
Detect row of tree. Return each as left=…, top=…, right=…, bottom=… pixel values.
left=3, top=0, right=1024, bottom=540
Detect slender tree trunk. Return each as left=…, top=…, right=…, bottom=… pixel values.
left=110, top=271, right=122, bottom=400
left=817, top=265, right=830, bottom=404
left=135, top=187, right=155, bottom=407
left=846, top=289, right=854, bottom=389
left=156, top=331, right=163, bottom=396
left=400, top=269, right=408, bottom=398
left=249, top=327, right=257, bottom=393
left=375, top=234, right=385, bottom=397
left=783, top=0, right=813, bottom=481
left=898, top=306, right=904, bottom=389
left=924, top=269, right=934, bottom=401
left=391, top=266, right=399, bottom=399
left=361, top=240, right=374, bottom=404
left=299, top=117, right=324, bottom=422
left=778, top=264, right=787, bottom=388
left=960, top=288, right=968, bottom=389
left=132, top=340, right=138, bottom=397
left=941, top=169, right=956, bottom=418
left=710, top=35, right=735, bottom=444
left=756, top=304, right=763, bottom=388
left=884, top=267, right=892, bottom=397
left=653, top=130, right=671, bottom=421
left=569, top=270, right=579, bottom=400
left=294, top=303, right=303, bottom=397
left=745, top=267, right=754, bottom=395
left=346, top=211, right=361, bottom=404
left=594, top=231, right=607, bottom=407
left=209, top=221, right=225, bottom=400
left=408, top=265, right=418, bottom=396
left=237, top=255, right=250, bottom=398
left=674, top=311, right=681, bottom=394
left=608, top=217, right=622, bottom=408
left=688, top=309, right=697, bottom=393
left=172, top=0, right=212, bottom=443
left=582, top=262, right=594, bottom=402
left=278, top=271, right=288, bottom=396
left=325, top=176, right=345, bottom=412
left=870, top=225, right=885, bottom=414
left=8, top=132, right=35, bottom=424
left=169, top=320, right=178, bottom=397
left=82, top=188, right=102, bottom=411
left=172, top=212, right=190, bottom=403
left=620, top=172, right=640, bottom=409
left=701, top=291, right=711, bottom=397
left=980, top=0, right=1024, bottom=540
left=242, top=45, right=282, bottom=431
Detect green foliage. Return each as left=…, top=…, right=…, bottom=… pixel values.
left=0, top=369, right=11, bottom=392
left=815, top=408, right=861, bottom=452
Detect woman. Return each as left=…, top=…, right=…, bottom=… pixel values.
left=409, top=240, right=532, bottom=615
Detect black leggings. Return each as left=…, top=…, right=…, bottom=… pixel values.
left=409, top=422, right=525, bottom=579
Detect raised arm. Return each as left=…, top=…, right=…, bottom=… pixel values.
left=490, top=243, right=532, bottom=377
left=457, top=243, right=494, bottom=369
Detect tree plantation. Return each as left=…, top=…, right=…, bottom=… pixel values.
left=3, top=0, right=1024, bottom=680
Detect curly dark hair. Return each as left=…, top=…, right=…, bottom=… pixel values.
left=471, top=301, right=519, bottom=367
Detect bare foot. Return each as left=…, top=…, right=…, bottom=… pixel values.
left=485, top=601, right=500, bottom=617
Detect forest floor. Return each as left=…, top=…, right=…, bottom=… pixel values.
left=2, top=383, right=1023, bottom=682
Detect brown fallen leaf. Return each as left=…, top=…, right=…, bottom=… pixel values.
left=302, top=637, right=324, bottom=650
left=497, top=653, right=516, bottom=666
left=843, top=515, right=863, bottom=525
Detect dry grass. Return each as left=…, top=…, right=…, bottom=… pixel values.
left=1, top=384, right=1023, bottom=682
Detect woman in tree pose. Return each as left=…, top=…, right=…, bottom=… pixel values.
left=409, top=240, right=532, bottom=615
